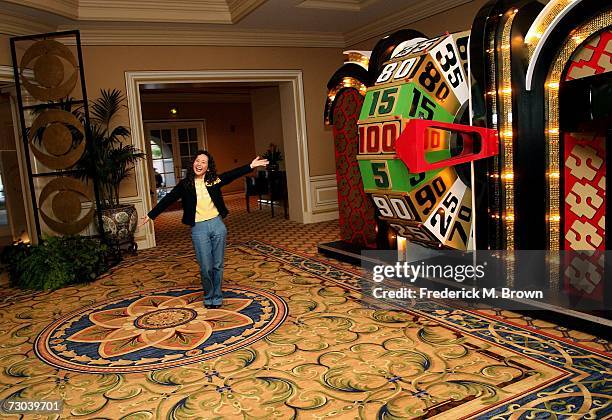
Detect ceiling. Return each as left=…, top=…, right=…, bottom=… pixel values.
left=237, top=0, right=426, bottom=32
left=0, top=0, right=476, bottom=47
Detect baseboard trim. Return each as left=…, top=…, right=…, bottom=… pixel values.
left=304, top=210, right=339, bottom=223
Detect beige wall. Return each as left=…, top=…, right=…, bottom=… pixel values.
left=347, top=0, right=490, bottom=50
left=0, top=0, right=488, bottom=228
left=141, top=101, right=257, bottom=194
left=0, top=42, right=343, bottom=202
left=80, top=45, right=343, bottom=179
left=0, top=35, right=11, bottom=67
left=0, top=93, right=14, bottom=150
left=250, top=86, right=285, bottom=169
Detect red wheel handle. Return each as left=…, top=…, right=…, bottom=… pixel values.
left=395, top=119, right=499, bottom=173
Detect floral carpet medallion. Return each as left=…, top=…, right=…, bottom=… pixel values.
left=34, top=286, right=287, bottom=373
left=0, top=240, right=609, bottom=418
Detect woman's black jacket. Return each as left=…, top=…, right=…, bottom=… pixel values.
left=147, top=164, right=253, bottom=226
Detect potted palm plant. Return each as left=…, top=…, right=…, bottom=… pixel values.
left=262, top=143, right=283, bottom=171
left=77, top=89, right=145, bottom=251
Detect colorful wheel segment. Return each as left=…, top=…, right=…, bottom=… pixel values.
left=357, top=31, right=475, bottom=250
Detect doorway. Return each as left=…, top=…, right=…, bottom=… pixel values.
left=126, top=70, right=312, bottom=250
left=143, top=121, right=207, bottom=206
left=0, top=91, right=29, bottom=248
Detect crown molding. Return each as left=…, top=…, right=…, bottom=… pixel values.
left=77, top=0, right=232, bottom=24
left=2, top=0, right=474, bottom=49
left=344, top=0, right=473, bottom=46
left=228, top=0, right=269, bottom=23
left=0, top=0, right=477, bottom=49
left=0, top=10, right=56, bottom=36
left=2, top=0, right=78, bottom=20
left=1, top=0, right=268, bottom=25
left=297, top=0, right=381, bottom=12
left=57, top=23, right=346, bottom=47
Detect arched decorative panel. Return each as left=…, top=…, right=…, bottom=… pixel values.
left=323, top=30, right=428, bottom=254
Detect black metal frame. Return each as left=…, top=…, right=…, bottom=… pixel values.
left=469, top=0, right=611, bottom=326
left=523, top=0, right=609, bottom=252
left=10, top=30, right=105, bottom=243
left=470, top=0, right=545, bottom=250
left=469, top=0, right=610, bottom=250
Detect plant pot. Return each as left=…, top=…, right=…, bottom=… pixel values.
left=268, top=162, right=280, bottom=171
left=98, top=204, right=138, bottom=252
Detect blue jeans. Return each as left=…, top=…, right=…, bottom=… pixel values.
left=191, top=216, right=227, bottom=305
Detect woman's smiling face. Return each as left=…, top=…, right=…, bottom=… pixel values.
left=193, top=154, right=208, bottom=178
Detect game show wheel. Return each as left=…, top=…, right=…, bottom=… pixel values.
left=357, top=31, right=476, bottom=250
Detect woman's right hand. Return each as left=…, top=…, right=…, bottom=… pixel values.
left=250, top=156, right=269, bottom=169
left=138, top=215, right=151, bottom=228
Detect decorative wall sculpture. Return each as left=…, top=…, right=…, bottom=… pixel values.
left=323, top=30, right=431, bottom=254
left=19, top=39, right=79, bottom=101
left=331, top=88, right=378, bottom=248
left=10, top=31, right=103, bottom=240
left=562, top=31, right=611, bottom=252
left=325, top=53, right=378, bottom=250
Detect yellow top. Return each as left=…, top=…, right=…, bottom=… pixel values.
left=195, top=178, right=219, bottom=222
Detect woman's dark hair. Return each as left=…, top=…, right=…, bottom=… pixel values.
left=185, top=150, right=217, bottom=185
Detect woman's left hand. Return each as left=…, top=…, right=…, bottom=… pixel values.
left=250, top=156, right=269, bottom=168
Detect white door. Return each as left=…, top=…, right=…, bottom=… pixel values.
left=143, top=121, right=206, bottom=207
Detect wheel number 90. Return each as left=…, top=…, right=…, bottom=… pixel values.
left=372, top=195, right=415, bottom=220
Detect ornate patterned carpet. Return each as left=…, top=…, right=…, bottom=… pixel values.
left=0, top=198, right=610, bottom=418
